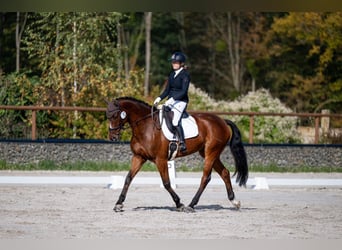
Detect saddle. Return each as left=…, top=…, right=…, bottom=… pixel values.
left=161, top=105, right=188, bottom=135
left=158, top=105, right=199, bottom=160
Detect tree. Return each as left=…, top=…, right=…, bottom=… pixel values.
left=263, top=12, right=342, bottom=113
left=114, top=12, right=145, bottom=82
left=208, top=12, right=243, bottom=92
left=21, top=12, right=145, bottom=139
left=240, top=12, right=269, bottom=92
left=196, top=12, right=273, bottom=99
left=15, top=12, right=27, bottom=72
left=0, top=13, right=17, bottom=74
left=144, top=12, right=152, bottom=97
left=149, top=13, right=183, bottom=86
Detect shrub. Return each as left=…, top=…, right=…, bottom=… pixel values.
left=188, top=85, right=302, bottom=143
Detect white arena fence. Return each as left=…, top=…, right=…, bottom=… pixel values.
left=1, top=161, right=342, bottom=190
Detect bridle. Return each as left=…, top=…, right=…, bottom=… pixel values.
left=108, top=110, right=125, bottom=132
left=107, top=101, right=127, bottom=139
left=107, top=101, right=161, bottom=139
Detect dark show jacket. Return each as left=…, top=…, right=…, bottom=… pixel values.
left=159, top=69, right=191, bottom=103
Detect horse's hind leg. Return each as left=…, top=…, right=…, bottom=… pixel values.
left=114, top=155, right=146, bottom=212
left=213, top=158, right=241, bottom=209
left=187, top=151, right=214, bottom=210
left=156, top=159, right=184, bottom=211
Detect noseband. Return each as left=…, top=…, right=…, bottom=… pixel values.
left=109, top=114, right=124, bottom=132
left=107, top=101, right=126, bottom=135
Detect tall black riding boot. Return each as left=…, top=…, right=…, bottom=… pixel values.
left=174, top=125, right=187, bottom=152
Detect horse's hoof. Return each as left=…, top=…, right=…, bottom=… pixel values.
left=113, top=204, right=124, bottom=212
left=183, top=206, right=195, bottom=213
left=231, top=199, right=241, bottom=210
left=176, top=204, right=185, bottom=212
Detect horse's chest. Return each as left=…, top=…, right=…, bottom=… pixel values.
left=131, top=140, right=149, bottom=156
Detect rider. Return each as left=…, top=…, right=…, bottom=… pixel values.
left=153, top=51, right=190, bottom=152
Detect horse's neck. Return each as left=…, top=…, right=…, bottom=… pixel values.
left=122, top=101, right=150, bottom=125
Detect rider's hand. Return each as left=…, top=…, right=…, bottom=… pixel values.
left=153, top=97, right=161, bottom=106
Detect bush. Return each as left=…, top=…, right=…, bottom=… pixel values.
left=188, top=85, right=302, bottom=143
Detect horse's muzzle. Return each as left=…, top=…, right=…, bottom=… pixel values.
left=108, top=132, right=120, bottom=142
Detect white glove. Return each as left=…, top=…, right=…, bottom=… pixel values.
left=153, top=97, right=161, bottom=105
left=165, top=97, right=174, bottom=106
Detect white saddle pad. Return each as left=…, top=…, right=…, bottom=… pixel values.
left=159, top=109, right=199, bottom=141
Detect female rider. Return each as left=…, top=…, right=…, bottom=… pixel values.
left=153, top=51, right=191, bottom=152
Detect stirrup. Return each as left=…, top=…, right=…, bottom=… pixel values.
left=168, top=141, right=178, bottom=160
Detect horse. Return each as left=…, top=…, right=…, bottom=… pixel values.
left=106, top=97, right=248, bottom=212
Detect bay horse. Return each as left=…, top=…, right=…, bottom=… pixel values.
left=106, top=97, right=248, bottom=212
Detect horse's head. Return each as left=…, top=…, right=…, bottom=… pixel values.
left=106, top=97, right=153, bottom=141
left=106, top=99, right=128, bottom=141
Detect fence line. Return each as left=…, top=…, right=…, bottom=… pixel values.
left=0, top=105, right=341, bottom=143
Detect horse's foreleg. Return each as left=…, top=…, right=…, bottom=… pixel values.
left=213, top=159, right=240, bottom=209
left=156, top=159, right=184, bottom=210
left=114, top=155, right=146, bottom=212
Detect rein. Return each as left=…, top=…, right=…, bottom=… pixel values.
left=108, top=107, right=159, bottom=132
left=107, top=99, right=163, bottom=140
left=131, top=108, right=161, bottom=130
left=151, top=106, right=161, bottom=130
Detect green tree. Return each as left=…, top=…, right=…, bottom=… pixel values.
left=149, top=12, right=183, bottom=87
left=184, top=12, right=281, bottom=100
left=0, top=13, right=17, bottom=74
left=0, top=72, right=46, bottom=138
left=263, top=12, right=342, bottom=113
left=15, top=12, right=27, bottom=72
left=22, top=12, right=145, bottom=139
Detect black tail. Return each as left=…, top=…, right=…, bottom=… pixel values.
left=225, top=119, right=249, bottom=187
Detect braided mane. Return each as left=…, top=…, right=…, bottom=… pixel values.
left=106, top=96, right=156, bottom=119
left=115, top=96, right=152, bottom=108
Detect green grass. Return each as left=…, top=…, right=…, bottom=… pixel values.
left=0, top=160, right=151, bottom=172
left=247, top=164, right=342, bottom=173
left=0, top=159, right=341, bottom=173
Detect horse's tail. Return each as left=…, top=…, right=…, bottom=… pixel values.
left=225, top=119, right=249, bottom=187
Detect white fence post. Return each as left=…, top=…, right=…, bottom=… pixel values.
left=253, top=177, right=269, bottom=190
left=160, top=160, right=176, bottom=189
left=168, top=160, right=176, bottom=189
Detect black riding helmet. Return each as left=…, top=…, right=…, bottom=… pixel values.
left=169, top=52, right=186, bottom=63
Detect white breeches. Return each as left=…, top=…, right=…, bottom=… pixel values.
left=167, top=100, right=187, bottom=126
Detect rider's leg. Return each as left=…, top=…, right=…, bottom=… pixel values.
left=174, top=124, right=186, bottom=152
left=171, top=101, right=187, bottom=152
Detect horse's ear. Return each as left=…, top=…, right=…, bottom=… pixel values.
left=112, top=98, right=119, bottom=105
left=103, top=98, right=110, bottom=105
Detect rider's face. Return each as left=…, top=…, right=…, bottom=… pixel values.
left=172, top=61, right=181, bottom=70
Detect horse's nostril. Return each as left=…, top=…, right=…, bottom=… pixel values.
left=110, top=137, right=119, bottom=142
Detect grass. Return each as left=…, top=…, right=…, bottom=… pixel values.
left=246, top=164, right=342, bottom=173
left=0, top=159, right=341, bottom=173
